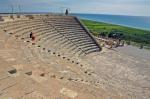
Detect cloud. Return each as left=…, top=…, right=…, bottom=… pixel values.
left=0, top=0, right=149, bottom=16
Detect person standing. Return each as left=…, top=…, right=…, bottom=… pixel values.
left=30, top=32, right=36, bottom=45
left=30, top=32, right=33, bottom=38
left=65, top=9, right=69, bottom=15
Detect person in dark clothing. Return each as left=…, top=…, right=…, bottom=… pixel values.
left=65, top=9, right=69, bottom=15
left=30, top=32, right=33, bottom=38
left=31, top=32, right=35, bottom=41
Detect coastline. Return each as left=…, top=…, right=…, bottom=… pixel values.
left=80, top=19, right=150, bottom=49
left=73, top=13, right=150, bottom=31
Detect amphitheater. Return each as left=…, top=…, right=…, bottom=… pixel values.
left=0, top=14, right=150, bottom=99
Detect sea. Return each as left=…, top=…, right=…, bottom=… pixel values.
left=72, top=13, right=150, bottom=31
left=1, top=12, right=150, bottom=30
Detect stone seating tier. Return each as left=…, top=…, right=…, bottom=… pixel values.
left=0, top=15, right=101, bottom=56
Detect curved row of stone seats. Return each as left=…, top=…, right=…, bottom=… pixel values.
left=58, top=29, right=85, bottom=33
left=44, top=19, right=79, bottom=24
left=0, top=15, right=101, bottom=57
left=75, top=41, right=95, bottom=46
left=2, top=20, right=53, bottom=44
left=52, top=23, right=79, bottom=27
left=37, top=33, right=64, bottom=47
left=5, top=22, right=43, bottom=33
left=11, top=20, right=65, bottom=48
left=37, top=29, right=86, bottom=54
left=60, top=33, right=91, bottom=40
left=70, top=38, right=94, bottom=42
left=59, top=28, right=85, bottom=33
left=37, top=32, right=63, bottom=42
left=83, top=46, right=98, bottom=52
left=62, top=33, right=90, bottom=38
left=66, top=35, right=93, bottom=41
left=44, top=21, right=78, bottom=26
left=18, top=27, right=51, bottom=41
left=30, top=28, right=55, bottom=40
left=10, top=25, right=45, bottom=37
left=29, top=42, right=87, bottom=78
left=38, top=48, right=86, bottom=75
left=27, top=32, right=94, bottom=56
left=41, top=39, right=68, bottom=54
left=62, top=31, right=91, bottom=36
left=7, top=21, right=45, bottom=34
left=53, top=39, right=82, bottom=55
left=41, top=40, right=79, bottom=57
left=57, top=25, right=83, bottom=29
left=42, top=21, right=87, bottom=56
left=0, top=19, right=31, bottom=29
left=26, top=35, right=82, bottom=65
left=63, top=46, right=79, bottom=55
left=49, top=19, right=79, bottom=23
left=5, top=19, right=42, bottom=29
left=26, top=25, right=78, bottom=55
left=45, top=17, right=77, bottom=21
left=75, top=43, right=97, bottom=50
left=42, top=38, right=85, bottom=58
left=1, top=20, right=43, bottom=33
left=66, top=32, right=90, bottom=38
left=0, top=23, right=96, bottom=95
left=55, top=25, right=81, bottom=28
left=54, top=23, right=81, bottom=27
left=83, top=46, right=99, bottom=51
left=17, top=24, right=48, bottom=36
left=72, top=42, right=97, bottom=49
left=68, top=38, right=94, bottom=44
left=68, top=40, right=96, bottom=47
left=6, top=19, right=42, bottom=28
left=45, top=25, right=90, bottom=39
left=66, top=34, right=92, bottom=39
left=28, top=30, right=84, bottom=58
left=47, top=19, right=78, bottom=23
left=55, top=26, right=84, bottom=32
left=0, top=19, right=24, bottom=26
left=2, top=18, right=43, bottom=28
left=43, top=16, right=100, bottom=55
left=39, top=34, right=74, bottom=49
left=59, top=30, right=87, bottom=34
left=1, top=17, right=54, bottom=39
left=47, top=21, right=79, bottom=26
left=85, top=48, right=100, bottom=54
left=49, top=19, right=77, bottom=22
left=20, top=27, right=94, bottom=62
left=55, top=39, right=87, bottom=57
left=77, top=42, right=95, bottom=46
left=44, top=18, right=92, bottom=32
left=67, top=36, right=93, bottom=42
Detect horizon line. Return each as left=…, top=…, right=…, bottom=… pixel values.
left=0, top=12, right=150, bottom=17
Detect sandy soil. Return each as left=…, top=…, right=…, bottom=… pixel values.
left=0, top=29, right=150, bottom=99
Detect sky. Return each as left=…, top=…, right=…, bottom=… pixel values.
left=0, top=0, right=150, bottom=16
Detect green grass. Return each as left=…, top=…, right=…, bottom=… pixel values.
left=81, top=19, right=150, bottom=47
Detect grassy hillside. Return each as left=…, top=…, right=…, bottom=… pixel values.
left=81, top=19, right=150, bottom=47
